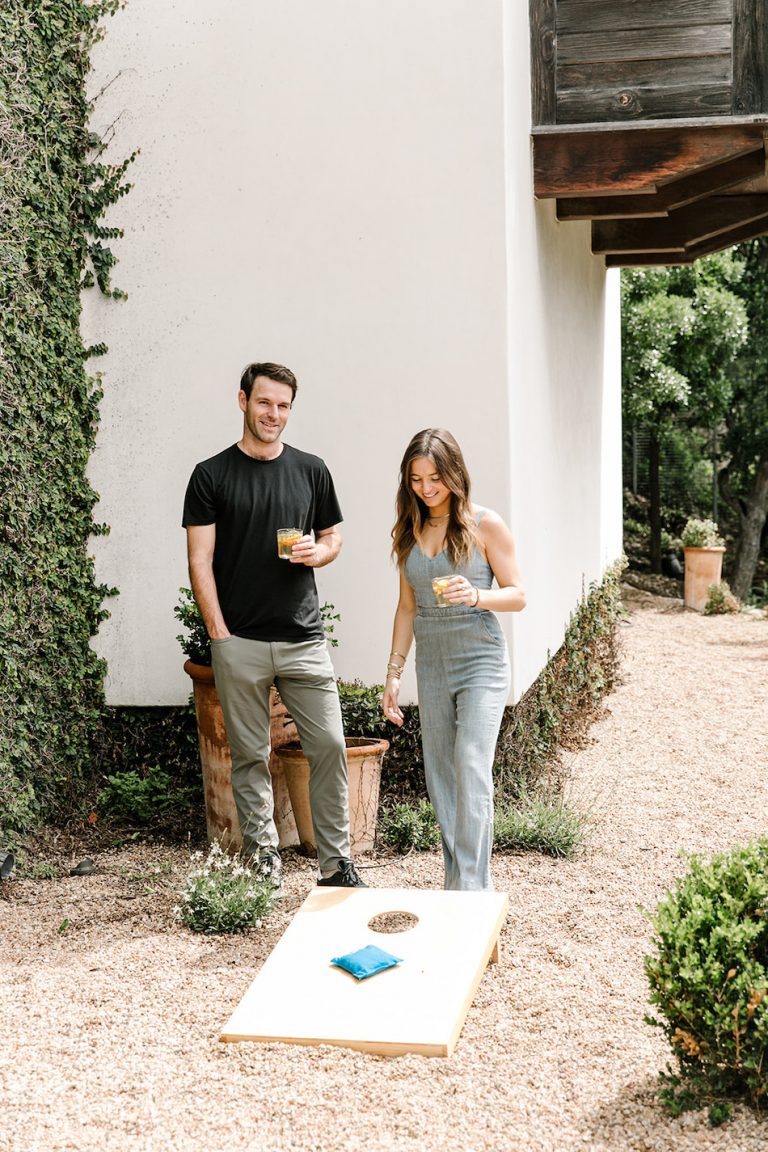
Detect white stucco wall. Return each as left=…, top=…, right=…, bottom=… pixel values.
left=82, top=0, right=622, bottom=707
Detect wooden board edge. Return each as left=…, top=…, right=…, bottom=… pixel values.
left=219, top=1031, right=448, bottom=1058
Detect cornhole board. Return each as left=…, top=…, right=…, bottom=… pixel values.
left=220, top=886, right=508, bottom=1057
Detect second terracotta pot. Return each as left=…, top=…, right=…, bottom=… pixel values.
left=683, top=546, right=725, bottom=612
left=275, top=736, right=389, bottom=856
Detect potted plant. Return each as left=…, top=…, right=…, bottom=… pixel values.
left=274, top=680, right=390, bottom=856
left=175, top=592, right=389, bottom=855
left=681, top=519, right=726, bottom=612
left=175, top=589, right=298, bottom=852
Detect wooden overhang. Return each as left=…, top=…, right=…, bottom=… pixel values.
left=530, top=0, right=768, bottom=266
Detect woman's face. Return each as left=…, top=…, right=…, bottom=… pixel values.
left=409, top=456, right=451, bottom=516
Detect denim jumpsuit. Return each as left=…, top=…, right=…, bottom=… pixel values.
left=405, top=526, right=511, bottom=890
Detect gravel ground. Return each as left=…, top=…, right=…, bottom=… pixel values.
left=2, top=584, right=768, bottom=1152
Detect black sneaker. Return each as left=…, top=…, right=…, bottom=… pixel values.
left=256, top=848, right=283, bottom=897
left=317, top=858, right=368, bottom=888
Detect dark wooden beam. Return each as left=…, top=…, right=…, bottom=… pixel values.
left=533, top=122, right=767, bottom=197
left=558, top=194, right=667, bottom=222
left=605, top=209, right=768, bottom=265
left=605, top=251, right=691, bottom=267
left=685, top=213, right=768, bottom=256
left=592, top=194, right=768, bottom=253
left=556, top=147, right=766, bottom=219
left=530, top=0, right=556, bottom=126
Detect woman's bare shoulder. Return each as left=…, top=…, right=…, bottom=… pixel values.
left=473, top=505, right=504, bottom=529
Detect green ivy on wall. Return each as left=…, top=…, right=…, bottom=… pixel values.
left=0, top=0, right=133, bottom=840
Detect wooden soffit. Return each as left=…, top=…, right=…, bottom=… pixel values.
left=532, top=117, right=768, bottom=265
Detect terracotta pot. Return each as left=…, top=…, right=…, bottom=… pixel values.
left=275, top=736, right=389, bottom=857
left=183, top=661, right=299, bottom=850
left=683, top=546, right=725, bottom=612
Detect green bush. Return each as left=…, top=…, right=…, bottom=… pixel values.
left=337, top=679, right=425, bottom=804
left=704, top=581, right=740, bottom=615
left=175, top=842, right=275, bottom=934
left=493, top=798, right=586, bottom=859
left=379, top=800, right=441, bottom=853
left=645, top=839, right=768, bottom=1123
left=98, top=765, right=186, bottom=826
left=338, top=679, right=389, bottom=738
left=91, top=705, right=204, bottom=841
left=494, top=557, right=626, bottom=801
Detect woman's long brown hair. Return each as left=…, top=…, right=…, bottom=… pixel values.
left=391, top=429, right=479, bottom=569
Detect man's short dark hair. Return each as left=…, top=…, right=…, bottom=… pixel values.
left=239, top=362, right=298, bottom=401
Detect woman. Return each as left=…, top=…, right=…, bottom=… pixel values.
left=382, top=429, right=526, bottom=891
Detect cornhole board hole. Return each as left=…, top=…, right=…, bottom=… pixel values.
left=220, top=886, right=508, bottom=1057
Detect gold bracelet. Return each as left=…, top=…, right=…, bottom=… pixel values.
left=470, top=586, right=480, bottom=607
left=389, top=651, right=407, bottom=662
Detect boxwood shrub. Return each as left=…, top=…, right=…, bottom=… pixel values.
left=645, top=839, right=768, bottom=1122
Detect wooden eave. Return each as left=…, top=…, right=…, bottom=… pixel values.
left=529, top=0, right=768, bottom=264
left=532, top=117, right=768, bottom=266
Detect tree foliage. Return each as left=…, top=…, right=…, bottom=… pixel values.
left=623, top=252, right=748, bottom=428
left=622, top=253, right=749, bottom=572
left=722, top=238, right=768, bottom=600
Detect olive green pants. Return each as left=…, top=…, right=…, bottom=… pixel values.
left=211, top=635, right=349, bottom=873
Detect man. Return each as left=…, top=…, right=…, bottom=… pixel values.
left=182, top=361, right=366, bottom=891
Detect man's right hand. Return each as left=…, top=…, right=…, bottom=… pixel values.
left=209, top=628, right=232, bottom=641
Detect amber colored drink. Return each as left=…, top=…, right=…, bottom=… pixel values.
left=277, top=529, right=302, bottom=559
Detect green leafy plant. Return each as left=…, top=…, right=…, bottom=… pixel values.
left=0, top=1, right=133, bottom=842
left=320, top=602, right=340, bottom=648
left=174, top=587, right=212, bottom=665
left=336, top=679, right=425, bottom=804
left=379, top=800, right=441, bottom=853
left=175, top=841, right=275, bottom=934
left=495, top=557, right=626, bottom=802
left=681, top=518, right=725, bottom=548
left=21, top=859, right=58, bottom=881
left=645, top=838, right=768, bottom=1122
left=337, top=679, right=389, bottom=738
left=92, top=705, right=204, bottom=841
left=661, top=529, right=682, bottom=554
left=493, top=797, right=586, bottom=859
left=704, top=580, right=740, bottom=615
left=97, top=765, right=181, bottom=826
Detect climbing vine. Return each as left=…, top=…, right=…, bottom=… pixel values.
left=0, top=0, right=133, bottom=840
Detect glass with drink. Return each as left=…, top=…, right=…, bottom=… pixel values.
left=277, top=528, right=303, bottom=559
left=431, top=575, right=458, bottom=606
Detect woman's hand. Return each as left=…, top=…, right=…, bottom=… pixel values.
left=382, top=677, right=404, bottom=727
left=442, top=576, right=479, bottom=606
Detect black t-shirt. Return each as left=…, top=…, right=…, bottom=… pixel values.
left=182, top=443, right=343, bottom=642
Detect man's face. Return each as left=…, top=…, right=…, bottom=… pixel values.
left=239, top=377, right=293, bottom=445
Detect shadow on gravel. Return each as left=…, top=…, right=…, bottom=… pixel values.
left=578, top=1073, right=764, bottom=1150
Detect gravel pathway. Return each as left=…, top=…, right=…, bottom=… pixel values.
left=2, top=585, right=768, bottom=1152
